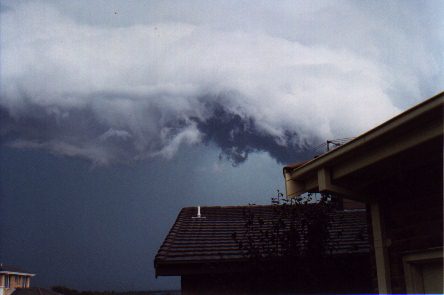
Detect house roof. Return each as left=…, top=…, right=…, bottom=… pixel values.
left=0, top=264, right=35, bottom=276
left=155, top=205, right=369, bottom=276
left=283, top=92, right=443, bottom=198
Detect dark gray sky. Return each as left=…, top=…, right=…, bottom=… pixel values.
left=0, top=144, right=284, bottom=290
left=1, top=0, right=443, bottom=291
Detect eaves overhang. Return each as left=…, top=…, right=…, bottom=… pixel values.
left=0, top=271, right=36, bottom=276
left=284, top=91, right=444, bottom=199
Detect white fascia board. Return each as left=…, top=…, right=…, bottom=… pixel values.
left=0, top=272, right=35, bottom=276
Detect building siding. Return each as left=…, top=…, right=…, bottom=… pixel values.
left=372, top=160, right=443, bottom=293
left=180, top=255, right=372, bottom=294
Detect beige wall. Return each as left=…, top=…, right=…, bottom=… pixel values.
left=0, top=274, right=31, bottom=289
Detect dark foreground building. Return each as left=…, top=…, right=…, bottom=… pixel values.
left=284, top=92, right=443, bottom=293
left=155, top=204, right=372, bottom=294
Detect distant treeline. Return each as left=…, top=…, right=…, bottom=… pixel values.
left=51, top=286, right=180, bottom=295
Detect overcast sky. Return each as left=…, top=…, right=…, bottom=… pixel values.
left=1, top=0, right=443, bottom=291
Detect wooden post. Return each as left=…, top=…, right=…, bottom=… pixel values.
left=370, top=200, right=391, bottom=293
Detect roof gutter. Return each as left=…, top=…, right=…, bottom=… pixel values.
left=284, top=92, right=444, bottom=197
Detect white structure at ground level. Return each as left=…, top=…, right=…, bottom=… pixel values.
left=0, top=264, right=35, bottom=295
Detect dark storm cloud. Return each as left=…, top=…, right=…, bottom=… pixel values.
left=0, top=93, right=313, bottom=166
left=193, top=102, right=313, bottom=165
left=1, top=0, right=442, bottom=165
left=1, top=104, right=134, bottom=164
left=0, top=93, right=201, bottom=165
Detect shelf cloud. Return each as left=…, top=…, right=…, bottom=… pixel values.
left=1, top=1, right=442, bottom=165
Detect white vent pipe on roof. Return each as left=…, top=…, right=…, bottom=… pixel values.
left=192, top=205, right=205, bottom=219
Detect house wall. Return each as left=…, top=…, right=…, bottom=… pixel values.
left=11, top=275, right=27, bottom=288
left=181, top=255, right=372, bottom=294
left=365, top=203, right=379, bottom=293
left=343, top=198, right=365, bottom=210
left=0, top=274, right=30, bottom=289
left=372, top=160, right=443, bottom=293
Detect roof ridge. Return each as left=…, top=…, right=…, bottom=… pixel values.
left=182, top=204, right=276, bottom=210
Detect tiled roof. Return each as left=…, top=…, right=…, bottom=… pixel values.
left=0, top=264, right=34, bottom=275
left=155, top=205, right=369, bottom=275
